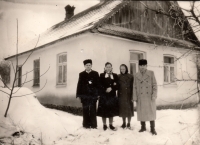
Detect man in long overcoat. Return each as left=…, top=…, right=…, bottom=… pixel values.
left=133, top=59, right=157, bottom=135
left=76, top=59, right=100, bottom=129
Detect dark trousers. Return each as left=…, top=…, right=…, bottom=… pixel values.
left=82, top=102, right=97, bottom=128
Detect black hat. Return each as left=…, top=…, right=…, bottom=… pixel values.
left=83, top=59, right=92, bottom=65
left=139, top=59, right=147, bottom=65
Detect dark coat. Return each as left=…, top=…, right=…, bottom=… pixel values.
left=76, top=70, right=100, bottom=104
left=133, top=70, right=157, bottom=121
left=97, top=72, right=119, bottom=117
left=118, top=73, right=134, bottom=117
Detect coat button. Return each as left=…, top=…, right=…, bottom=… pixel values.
left=147, top=92, right=148, bottom=94
left=141, top=93, right=142, bottom=94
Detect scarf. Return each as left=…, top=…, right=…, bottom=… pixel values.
left=105, top=72, right=114, bottom=79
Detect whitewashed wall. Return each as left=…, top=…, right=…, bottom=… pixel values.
left=8, top=33, right=199, bottom=107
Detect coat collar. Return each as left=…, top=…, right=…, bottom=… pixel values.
left=136, top=70, right=151, bottom=81
left=119, top=73, right=132, bottom=80
left=84, top=69, right=93, bottom=74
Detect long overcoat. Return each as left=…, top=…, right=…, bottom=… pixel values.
left=97, top=72, right=119, bottom=117
left=133, top=70, right=157, bottom=121
left=76, top=70, right=100, bottom=105
left=118, top=73, right=134, bottom=117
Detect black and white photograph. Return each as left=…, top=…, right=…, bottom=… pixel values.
left=0, top=0, right=200, bottom=144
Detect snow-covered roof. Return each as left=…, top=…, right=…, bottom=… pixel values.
left=8, top=0, right=128, bottom=59
left=5, top=0, right=200, bottom=60
left=96, top=24, right=197, bottom=49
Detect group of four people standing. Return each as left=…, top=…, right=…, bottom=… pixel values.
left=76, top=59, right=157, bottom=135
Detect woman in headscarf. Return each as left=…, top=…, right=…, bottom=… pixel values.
left=97, top=62, right=119, bottom=131
left=118, top=64, right=134, bottom=129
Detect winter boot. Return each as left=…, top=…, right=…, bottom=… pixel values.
left=121, top=123, right=126, bottom=129
left=103, top=125, right=108, bottom=131
left=127, top=123, right=131, bottom=129
left=109, top=124, right=117, bottom=131
left=150, top=121, right=157, bottom=135
left=139, top=122, right=146, bottom=132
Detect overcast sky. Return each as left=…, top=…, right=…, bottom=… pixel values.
left=0, top=0, right=199, bottom=60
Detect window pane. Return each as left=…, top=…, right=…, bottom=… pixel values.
left=164, top=56, right=174, bottom=64
left=18, top=66, right=22, bottom=87
left=139, top=53, right=143, bottom=60
left=58, top=66, right=62, bottom=83
left=164, top=66, right=169, bottom=82
left=130, top=52, right=143, bottom=60
left=130, top=63, right=137, bottom=75
left=62, top=55, right=67, bottom=62
left=170, top=67, right=175, bottom=82
left=59, top=54, right=67, bottom=63
left=63, top=65, right=67, bottom=83
left=59, top=56, right=62, bottom=63
left=34, top=59, right=40, bottom=85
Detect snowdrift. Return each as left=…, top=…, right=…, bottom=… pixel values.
left=0, top=87, right=75, bottom=144
left=0, top=87, right=199, bottom=145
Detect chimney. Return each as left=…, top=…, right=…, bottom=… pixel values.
left=65, top=5, right=75, bottom=21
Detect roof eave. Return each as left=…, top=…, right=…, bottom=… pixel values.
left=5, top=29, right=90, bottom=60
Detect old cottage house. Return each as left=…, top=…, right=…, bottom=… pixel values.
left=5, top=0, right=200, bottom=108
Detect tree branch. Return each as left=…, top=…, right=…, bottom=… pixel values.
left=21, top=35, right=40, bottom=68
left=12, top=80, right=47, bottom=98
left=17, top=65, right=50, bottom=86
left=12, top=71, right=28, bottom=94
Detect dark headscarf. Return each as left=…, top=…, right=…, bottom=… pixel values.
left=120, top=64, right=128, bottom=74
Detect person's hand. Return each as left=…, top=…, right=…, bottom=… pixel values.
left=106, top=87, right=112, bottom=93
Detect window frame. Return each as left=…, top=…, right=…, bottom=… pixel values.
left=56, top=52, right=67, bottom=86
left=33, top=59, right=40, bottom=87
left=163, top=55, right=177, bottom=85
left=129, top=50, right=146, bottom=75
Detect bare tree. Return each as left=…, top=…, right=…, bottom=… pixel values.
left=0, top=19, right=49, bottom=117
left=0, top=60, right=11, bottom=88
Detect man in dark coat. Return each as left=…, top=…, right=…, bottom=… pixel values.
left=76, top=59, right=100, bottom=129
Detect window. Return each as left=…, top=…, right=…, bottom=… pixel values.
left=16, top=66, right=22, bottom=87
left=164, top=55, right=176, bottom=83
left=33, top=59, right=40, bottom=86
left=130, top=51, right=145, bottom=75
left=57, top=53, right=67, bottom=85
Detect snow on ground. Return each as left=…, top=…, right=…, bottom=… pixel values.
left=0, top=87, right=199, bottom=145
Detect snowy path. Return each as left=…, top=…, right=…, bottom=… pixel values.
left=51, top=108, right=199, bottom=145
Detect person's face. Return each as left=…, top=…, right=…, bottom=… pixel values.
left=120, top=66, right=126, bottom=74
left=84, top=63, right=92, bottom=71
left=139, top=65, right=147, bottom=72
left=105, top=64, right=112, bottom=73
